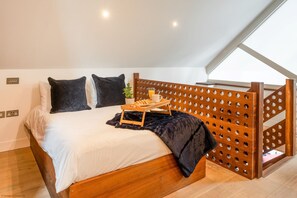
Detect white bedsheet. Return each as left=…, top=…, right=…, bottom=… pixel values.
left=25, top=106, right=171, bottom=193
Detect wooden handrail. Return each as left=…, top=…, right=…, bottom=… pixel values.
left=133, top=73, right=139, bottom=100
left=196, top=81, right=280, bottom=91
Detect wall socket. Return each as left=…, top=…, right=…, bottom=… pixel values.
left=0, top=111, right=5, bottom=118
left=6, top=110, right=19, bottom=117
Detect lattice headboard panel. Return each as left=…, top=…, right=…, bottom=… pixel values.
left=135, top=78, right=258, bottom=179
left=263, top=85, right=286, bottom=153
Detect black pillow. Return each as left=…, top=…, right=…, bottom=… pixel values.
left=48, top=77, right=91, bottom=113
left=92, top=74, right=126, bottom=108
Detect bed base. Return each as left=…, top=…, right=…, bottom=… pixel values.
left=28, top=129, right=206, bottom=198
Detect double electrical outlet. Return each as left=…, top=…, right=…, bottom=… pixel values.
left=0, top=110, right=19, bottom=118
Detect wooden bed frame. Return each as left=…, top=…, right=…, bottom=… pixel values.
left=28, top=130, right=206, bottom=198
left=28, top=72, right=296, bottom=197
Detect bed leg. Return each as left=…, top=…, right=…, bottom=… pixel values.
left=120, top=110, right=125, bottom=125
left=141, top=111, right=146, bottom=127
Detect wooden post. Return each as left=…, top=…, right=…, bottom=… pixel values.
left=285, top=79, right=296, bottom=156
left=248, top=82, right=264, bottom=178
left=133, top=73, right=139, bottom=101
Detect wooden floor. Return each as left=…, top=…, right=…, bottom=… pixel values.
left=1, top=148, right=297, bottom=198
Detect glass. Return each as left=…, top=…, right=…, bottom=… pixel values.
left=148, top=88, right=155, bottom=99
left=243, top=0, right=297, bottom=75
left=209, top=48, right=286, bottom=85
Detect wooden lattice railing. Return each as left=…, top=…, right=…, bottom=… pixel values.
left=263, top=120, right=286, bottom=154
left=133, top=73, right=260, bottom=179
left=133, top=74, right=296, bottom=179
left=262, top=79, right=296, bottom=161
left=263, top=86, right=286, bottom=123
left=263, top=85, right=286, bottom=154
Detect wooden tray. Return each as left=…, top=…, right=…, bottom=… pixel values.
left=120, top=99, right=171, bottom=127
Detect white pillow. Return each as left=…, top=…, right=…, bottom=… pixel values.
left=86, top=79, right=97, bottom=108
left=39, top=79, right=97, bottom=112
left=39, top=81, right=51, bottom=112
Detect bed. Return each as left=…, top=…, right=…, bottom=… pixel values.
left=25, top=74, right=212, bottom=198
left=26, top=73, right=296, bottom=197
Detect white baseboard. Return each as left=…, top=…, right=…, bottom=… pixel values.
left=0, top=137, right=29, bottom=152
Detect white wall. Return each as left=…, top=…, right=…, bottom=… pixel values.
left=0, top=67, right=207, bottom=152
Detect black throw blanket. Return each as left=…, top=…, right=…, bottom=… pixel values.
left=106, top=111, right=217, bottom=177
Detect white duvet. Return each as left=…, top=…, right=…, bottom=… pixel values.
left=25, top=106, right=171, bottom=193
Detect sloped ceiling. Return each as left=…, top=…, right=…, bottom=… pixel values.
left=0, top=0, right=272, bottom=69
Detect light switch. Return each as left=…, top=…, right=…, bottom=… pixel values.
left=6, top=77, right=19, bottom=84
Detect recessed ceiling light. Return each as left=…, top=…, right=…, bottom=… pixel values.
left=102, top=10, right=110, bottom=19
left=172, top=21, right=178, bottom=28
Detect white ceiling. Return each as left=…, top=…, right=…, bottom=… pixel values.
left=0, top=0, right=272, bottom=69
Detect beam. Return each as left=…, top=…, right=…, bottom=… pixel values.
left=285, top=79, right=296, bottom=156
left=201, top=79, right=281, bottom=91
left=239, top=44, right=297, bottom=79
left=206, top=0, right=287, bottom=75
left=133, top=73, right=139, bottom=100
left=248, top=82, right=264, bottom=178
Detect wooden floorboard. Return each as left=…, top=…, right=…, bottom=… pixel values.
left=0, top=148, right=50, bottom=198
left=1, top=147, right=297, bottom=198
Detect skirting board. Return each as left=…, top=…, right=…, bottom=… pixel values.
left=0, top=137, right=29, bottom=152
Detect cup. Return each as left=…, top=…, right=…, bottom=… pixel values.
left=148, top=88, right=155, bottom=99
left=152, top=94, right=162, bottom=103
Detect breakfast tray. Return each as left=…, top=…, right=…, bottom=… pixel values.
left=120, top=99, right=171, bottom=127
